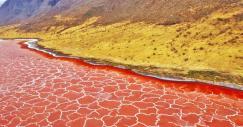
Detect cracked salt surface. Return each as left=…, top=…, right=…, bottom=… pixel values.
left=0, top=40, right=242, bottom=127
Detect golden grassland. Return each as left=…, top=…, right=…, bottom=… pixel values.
left=0, top=6, right=242, bottom=85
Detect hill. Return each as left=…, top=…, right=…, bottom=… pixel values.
left=0, top=0, right=239, bottom=28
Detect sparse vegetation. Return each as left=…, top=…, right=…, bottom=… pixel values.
left=0, top=4, right=242, bottom=85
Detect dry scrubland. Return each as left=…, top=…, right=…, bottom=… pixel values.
left=0, top=5, right=242, bottom=85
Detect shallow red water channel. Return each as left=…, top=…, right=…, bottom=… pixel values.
left=0, top=40, right=242, bottom=127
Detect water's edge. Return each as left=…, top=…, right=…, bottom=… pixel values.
left=16, top=39, right=243, bottom=91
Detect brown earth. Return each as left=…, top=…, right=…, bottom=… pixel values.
left=0, top=0, right=240, bottom=30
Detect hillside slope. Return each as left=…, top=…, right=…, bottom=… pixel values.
left=0, top=0, right=240, bottom=27
left=0, top=0, right=50, bottom=25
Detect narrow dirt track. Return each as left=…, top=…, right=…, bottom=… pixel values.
left=0, top=40, right=242, bottom=127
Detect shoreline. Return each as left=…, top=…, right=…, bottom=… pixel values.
left=15, top=38, right=243, bottom=91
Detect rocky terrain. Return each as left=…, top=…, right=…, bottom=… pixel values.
left=0, top=0, right=240, bottom=28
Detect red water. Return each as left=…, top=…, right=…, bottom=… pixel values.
left=0, top=40, right=242, bottom=127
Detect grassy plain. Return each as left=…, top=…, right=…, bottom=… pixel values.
left=0, top=5, right=242, bottom=85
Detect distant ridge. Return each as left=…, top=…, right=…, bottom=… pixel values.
left=0, top=0, right=240, bottom=29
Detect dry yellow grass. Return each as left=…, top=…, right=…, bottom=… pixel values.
left=0, top=6, right=242, bottom=84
